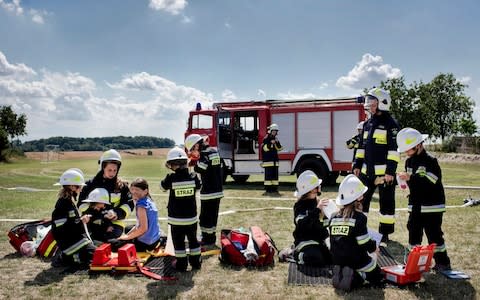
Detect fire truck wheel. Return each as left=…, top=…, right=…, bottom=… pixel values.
left=232, top=175, right=249, bottom=184
left=297, top=158, right=329, bottom=185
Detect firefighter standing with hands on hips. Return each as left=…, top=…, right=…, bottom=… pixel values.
left=353, top=88, right=400, bottom=244
left=184, top=134, right=224, bottom=248
left=396, top=127, right=451, bottom=271
left=262, top=123, right=283, bottom=195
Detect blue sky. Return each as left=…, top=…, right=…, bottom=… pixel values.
left=1, top=0, right=479, bottom=144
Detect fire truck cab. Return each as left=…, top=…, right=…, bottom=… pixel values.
left=186, top=98, right=366, bottom=185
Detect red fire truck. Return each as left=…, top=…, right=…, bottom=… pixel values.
left=185, top=97, right=366, bottom=185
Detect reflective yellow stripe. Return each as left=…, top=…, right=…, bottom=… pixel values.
left=426, top=172, right=438, bottom=184
left=78, top=203, right=89, bottom=213
left=435, top=244, right=446, bottom=253
left=275, top=145, right=283, bottom=151
left=374, top=164, right=386, bottom=175
left=295, top=240, right=320, bottom=252
left=373, top=129, right=387, bottom=145
left=200, top=226, right=216, bottom=234
left=379, top=214, right=395, bottom=224
left=189, top=247, right=202, bottom=256
left=387, top=150, right=400, bottom=163
left=355, top=149, right=365, bottom=159
left=264, top=180, right=279, bottom=186
left=358, top=259, right=377, bottom=272
left=43, top=240, right=57, bottom=257
left=63, top=238, right=91, bottom=256
left=262, top=161, right=275, bottom=167
left=175, top=249, right=187, bottom=257
left=119, top=204, right=131, bottom=216
left=200, top=191, right=224, bottom=200
left=263, top=144, right=270, bottom=152
left=168, top=216, right=197, bottom=225
left=112, top=220, right=126, bottom=228
left=197, top=162, right=208, bottom=170
left=356, top=233, right=371, bottom=245
left=361, top=164, right=367, bottom=174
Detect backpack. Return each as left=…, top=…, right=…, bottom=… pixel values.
left=220, top=226, right=276, bottom=267
left=8, top=219, right=58, bottom=258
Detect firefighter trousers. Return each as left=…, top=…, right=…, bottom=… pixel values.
left=361, top=175, right=396, bottom=236
left=263, top=164, right=279, bottom=192
left=407, top=212, right=451, bottom=266
left=171, top=223, right=201, bottom=271
left=199, top=197, right=221, bottom=245
left=294, top=244, right=332, bottom=267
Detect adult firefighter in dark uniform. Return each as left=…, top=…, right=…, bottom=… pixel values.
left=397, top=127, right=451, bottom=271
left=353, top=88, right=400, bottom=243
left=261, top=123, right=283, bottom=194
left=185, top=134, right=224, bottom=247
left=78, top=149, right=134, bottom=241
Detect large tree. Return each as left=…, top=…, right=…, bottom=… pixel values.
left=379, top=73, right=477, bottom=140
left=0, top=105, right=27, bottom=161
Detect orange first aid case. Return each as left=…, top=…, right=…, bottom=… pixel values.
left=382, top=244, right=435, bottom=285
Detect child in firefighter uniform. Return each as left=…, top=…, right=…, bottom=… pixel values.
left=51, top=169, right=96, bottom=268
left=185, top=134, right=224, bottom=246
left=329, top=175, right=383, bottom=290
left=292, top=170, right=332, bottom=266
left=161, top=147, right=202, bottom=271
left=78, top=149, right=134, bottom=241
left=80, top=188, right=114, bottom=243
left=397, top=128, right=451, bottom=271
left=353, top=88, right=400, bottom=243
left=346, top=121, right=364, bottom=168
left=261, top=123, right=283, bottom=194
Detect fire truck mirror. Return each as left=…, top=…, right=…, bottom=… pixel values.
left=356, top=96, right=365, bottom=103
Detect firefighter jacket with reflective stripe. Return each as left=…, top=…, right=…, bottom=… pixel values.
left=78, top=173, right=134, bottom=225
left=161, top=168, right=201, bottom=225
left=293, top=198, right=329, bottom=249
left=51, top=196, right=92, bottom=255
left=194, top=146, right=224, bottom=200
left=262, top=134, right=283, bottom=162
left=405, top=150, right=446, bottom=214
left=354, top=112, right=400, bottom=177
left=329, top=210, right=377, bottom=270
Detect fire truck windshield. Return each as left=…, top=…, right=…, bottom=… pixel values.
left=191, top=114, right=213, bottom=129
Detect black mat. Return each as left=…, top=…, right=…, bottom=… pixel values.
left=287, top=247, right=399, bottom=285
left=143, top=255, right=176, bottom=277
left=287, top=263, right=332, bottom=286
left=377, top=246, right=398, bottom=267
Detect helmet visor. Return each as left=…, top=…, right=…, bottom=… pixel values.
left=365, top=95, right=378, bottom=102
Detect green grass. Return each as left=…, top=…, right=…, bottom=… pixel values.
left=1, top=154, right=479, bottom=299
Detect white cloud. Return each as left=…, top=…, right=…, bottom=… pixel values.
left=458, top=76, right=471, bottom=85
left=0, top=0, right=23, bottom=15
left=336, top=53, right=402, bottom=90
left=149, top=0, right=187, bottom=15
left=0, top=0, right=48, bottom=23
left=257, top=89, right=266, bottom=98
left=181, top=14, right=192, bottom=24
left=277, top=91, right=316, bottom=100
left=318, top=82, right=328, bottom=89
left=225, top=22, right=231, bottom=29
left=0, top=51, right=36, bottom=77
left=221, top=89, right=237, bottom=101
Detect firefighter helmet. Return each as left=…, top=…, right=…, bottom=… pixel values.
left=295, top=170, right=322, bottom=198
left=397, top=127, right=424, bottom=153
left=366, top=87, right=391, bottom=112
left=83, top=188, right=110, bottom=205
left=184, top=134, right=204, bottom=151
left=54, top=169, right=86, bottom=186
left=268, top=123, right=279, bottom=133
left=336, top=174, right=368, bottom=206
left=166, top=147, right=188, bottom=162
left=99, top=149, right=122, bottom=165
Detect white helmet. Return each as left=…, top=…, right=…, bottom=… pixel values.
left=268, top=123, right=279, bottom=133
left=366, top=87, right=391, bottom=112
left=397, top=127, right=424, bottom=153
left=99, top=149, right=122, bottom=170
left=54, top=169, right=86, bottom=186
left=336, top=174, right=368, bottom=206
left=184, top=134, right=203, bottom=151
left=356, top=121, right=365, bottom=131
left=83, top=188, right=110, bottom=205
left=166, top=147, right=188, bottom=162
left=295, top=170, right=322, bottom=198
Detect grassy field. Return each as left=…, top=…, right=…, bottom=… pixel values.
left=0, top=152, right=479, bottom=299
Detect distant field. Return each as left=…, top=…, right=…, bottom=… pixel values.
left=0, top=152, right=479, bottom=299
left=24, top=148, right=169, bottom=160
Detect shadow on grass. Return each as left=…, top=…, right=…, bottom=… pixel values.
left=146, top=269, right=195, bottom=299
left=407, top=272, right=476, bottom=298
left=24, top=266, right=93, bottom=286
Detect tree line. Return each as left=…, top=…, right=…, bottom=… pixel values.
left=20, top=136, right=175, bottom=152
